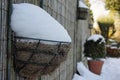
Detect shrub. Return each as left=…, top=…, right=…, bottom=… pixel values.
left=84, top=34, right=106, bottom=60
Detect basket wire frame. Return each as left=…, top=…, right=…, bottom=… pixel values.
left=13, top=36, right=71, bottom=78
left=0, top=0, right=71, bottom=79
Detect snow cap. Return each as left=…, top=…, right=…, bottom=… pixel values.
left=87, top=34, right=105, bottom=43
left=11, top=3, right=71, bottom=43
left=79, top=1, right=88, bottom=9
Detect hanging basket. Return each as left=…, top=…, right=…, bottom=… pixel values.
left=13, top=36, right=71, bottom=78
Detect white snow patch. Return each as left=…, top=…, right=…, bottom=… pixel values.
left=11, top=3, right=71, bottom=44
left=73, top=58, right=120, bottom=80
left=79, top=1, right=88, bottom=9
left=87, top=34, right=105, bottom=43
left=77, top=62, right=101, bottom=80
left=72, top=74, right=86, bottom=80
left=110, top=46, right=118, bottom=49
left=100, top=58, right=120, bottom=80
left=111, top=42, right=117, bottom=46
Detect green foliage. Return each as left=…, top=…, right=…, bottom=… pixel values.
left=97, top=16, right=114, bottom=27
left=84, top=0, right=90, bottom=7
left=97, top=16, right=114, bottom=43
left=84, top=0, right=93, bottom=21
left=84, top=35, right=106, bottom=60
left=105, top=0, right=120, bottom=11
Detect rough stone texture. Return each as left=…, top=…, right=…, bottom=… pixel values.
left=78, top=20, right=90, bottom=61
left=41, top=0, right=77, bottom=80
left=41, top=0, right=91, bottom=79
left=0, top=0, right=90, bottom=80
left=0, top=0, right=7, bottom=80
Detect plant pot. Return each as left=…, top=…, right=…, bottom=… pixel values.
left=107, top=47, right=120, bottom=57
left=88, top=60, right=104, bottom=75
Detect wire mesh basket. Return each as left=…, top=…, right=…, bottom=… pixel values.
left=13, top=36, right=71, bottom=78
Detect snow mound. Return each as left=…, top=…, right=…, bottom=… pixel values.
left=72, top=74, right=86, bottom=80
left=11, top=3, right=71, bottom=43
left=77, top=62, right=102, bottom=80
left=73, top=58, right=120, bottom=80
left=101, top=58, right=120, bottom=80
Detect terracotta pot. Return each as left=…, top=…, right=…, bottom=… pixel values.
left=107, top=47, right=120, bottom=57
left=88, top=60, right=104, bottom=75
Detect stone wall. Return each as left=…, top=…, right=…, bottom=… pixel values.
left=77, top=20, right=90, bottom=62
left=0, top=0, right=90, bottom=80
left=40, top=0, right=77, bottom=80
left=0, top=0, right=7, bottom=79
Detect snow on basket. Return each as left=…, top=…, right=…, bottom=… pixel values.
left=11, top=3, right=71, bottom=78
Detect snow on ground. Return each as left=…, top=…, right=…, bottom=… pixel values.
left=76, top=62, right=102, bottom=80
left=73, top=58, right=120, bottom=80
left=73, top=74, right=86, bottom=80
left=11, top=3, right=71, bottom=43
left=101, top=58, right=120, bottom=80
